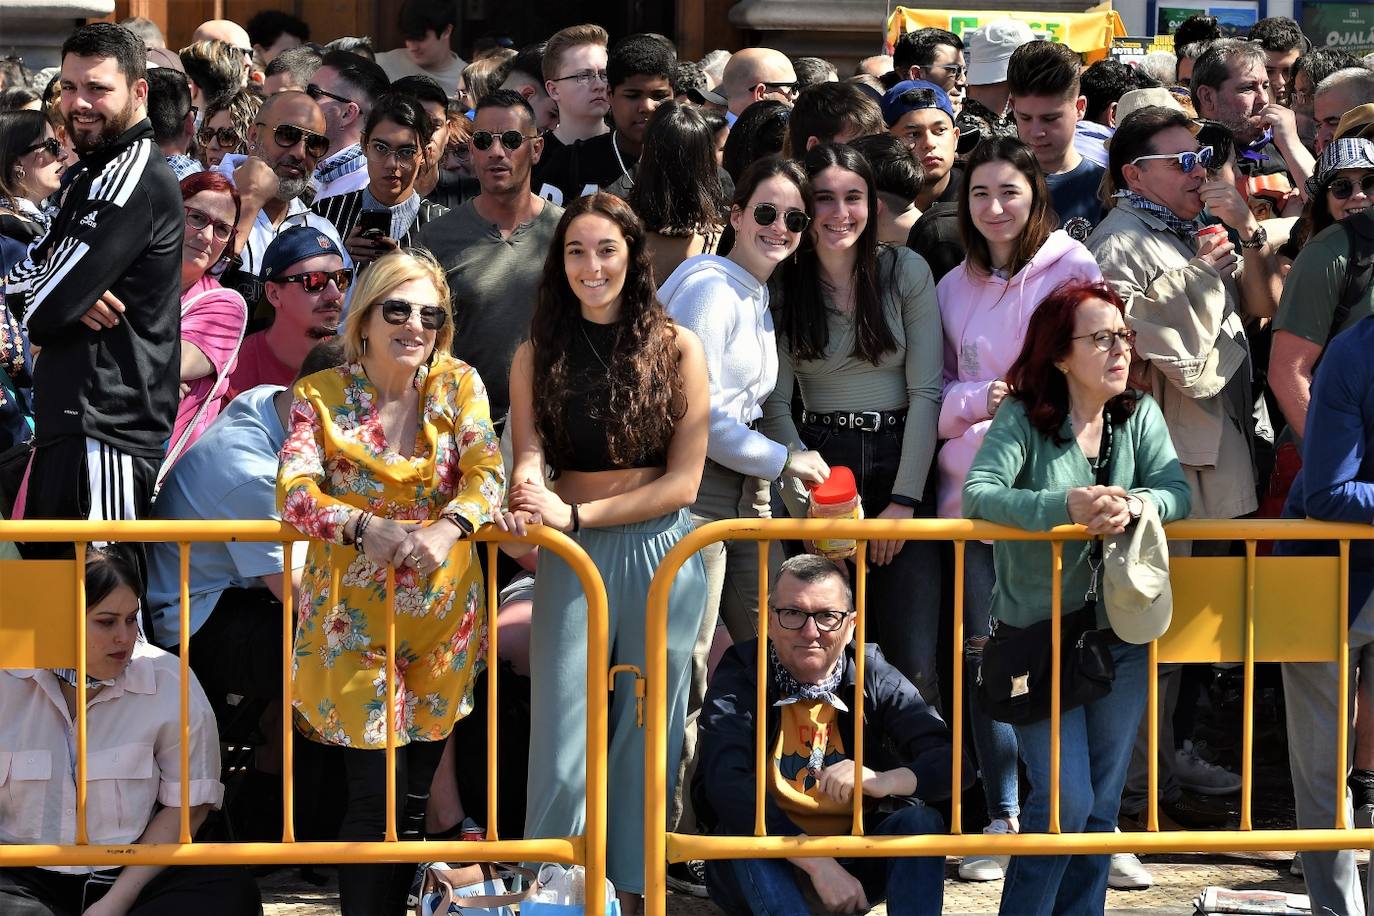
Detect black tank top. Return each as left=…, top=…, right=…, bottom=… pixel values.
left=553, top=319, right=670, bottom=474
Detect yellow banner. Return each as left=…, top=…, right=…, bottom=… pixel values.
left=884, top=4, right=1128, bottom=63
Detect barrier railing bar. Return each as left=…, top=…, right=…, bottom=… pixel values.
left=753, top=539, right=769, bottom=840
left=1241, top=540, right=1256, bottom=831
left=851, top=544, right=867, bottom=837
left=1049, top=540, right=1063, bottom=835
left=385, top=564, right=398, bottom=843
left=178, top=541, right=193, bottom=844
left=75, top=541, right=88, bottom=847
left=1147, top=638, right=1159, bottom=832
left=486, top=541, right=500, bottom=841
left=951, top=540, right=965, bottom=836
left=281, top=539, right=295, bottom=843
left=1339, top=540, right=1351, bottom=830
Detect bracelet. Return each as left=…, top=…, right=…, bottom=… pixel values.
left=355, top=512, right=374, bottom=553
left=569, top=503, right=581, bottom=534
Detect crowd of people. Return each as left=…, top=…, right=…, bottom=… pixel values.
left=2, top=4, right=1374, bottom=915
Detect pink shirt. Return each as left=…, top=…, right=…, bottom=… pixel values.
left=166, top=275, right=247, bottom=470
left=225, top=330, right=297, bottom=403
left=0, top=642, right=222, bottom=872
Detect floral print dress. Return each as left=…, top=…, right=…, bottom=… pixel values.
left=278, top=354, right=504, bottom=748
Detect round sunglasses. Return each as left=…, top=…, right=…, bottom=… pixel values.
left=379, top=298, right=448, bottom=331
left=470, top=129, right=538, bottom=152
left=751, top=203, right=810, bottom=234
left=1327, top=174, right=1374, bottom=200
left=275, top=268, right=354, bottom=293
left=197, top=125, right=242, bottom=148
left=257, top=122, right=331, bottom=159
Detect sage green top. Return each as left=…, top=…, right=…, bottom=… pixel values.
left=962, top=393, right=1191, bottom=629
left=762, top=246, right=943, bottom=502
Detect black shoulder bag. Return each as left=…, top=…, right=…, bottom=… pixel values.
left=975, top=419, right=1118, bottom=725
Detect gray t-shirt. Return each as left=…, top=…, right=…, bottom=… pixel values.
left=417, top=198, right=564, bottom=419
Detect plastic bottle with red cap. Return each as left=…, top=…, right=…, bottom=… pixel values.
left=806, top=466, right=862, bottom=560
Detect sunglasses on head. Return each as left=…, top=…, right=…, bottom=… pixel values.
left=380, top=298, right=448, bottom=331
left=275, top=268, right=354, bottom=292
left=1327, top=174, right=1374, bottom=200
left=259, top=122, right=331, bottom=159
left=1130, top=145, right=1214, bottom=174
left=470, top=129, right=537, bottom=152
left=751, top=203, right=810, bottom=233
left=22, top=138, right=62, bottom=158
left=197, top=125, right=242, bottom=148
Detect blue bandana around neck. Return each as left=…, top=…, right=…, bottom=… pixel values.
left=1121, top=190, right=1202, bottom=241
left=771, top=642, right=848, bottom=711
left=313, top=143, right=366, bottom=189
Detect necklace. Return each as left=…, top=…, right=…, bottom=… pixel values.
left=611, top=131, right=633, bottom=186
left=580, top=322, right=611, bottom=371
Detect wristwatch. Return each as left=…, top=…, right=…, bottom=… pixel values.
left=1126, top=494, right=1144, bottom=522
left=1239, top=225, right=1268, bottom=249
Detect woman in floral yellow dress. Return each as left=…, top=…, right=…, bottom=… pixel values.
left=278, top=249, right=504, bottom=916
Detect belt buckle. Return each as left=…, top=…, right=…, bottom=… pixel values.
left=859, top=410, right=882, bottom=431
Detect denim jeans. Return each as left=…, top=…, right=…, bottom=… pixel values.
left=1000, top=641, right=1148, bottom=916
left=962, top=541, right=1021, bottom=821
left=801, top=420, right=942, bottom=710
left=704, top=803, right=946, bottom=915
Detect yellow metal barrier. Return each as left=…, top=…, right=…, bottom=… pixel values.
left=643, top=517, right=1374, bottom=915
left=0, top=520, right=610, bottom=916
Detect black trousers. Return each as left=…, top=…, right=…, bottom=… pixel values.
left=0, top=865, right=261, bottom=916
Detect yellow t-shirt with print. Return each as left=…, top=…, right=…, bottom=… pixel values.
left=769, top=700, right=853, bottom=835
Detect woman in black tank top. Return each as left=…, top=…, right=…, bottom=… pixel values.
left=494, top=193, right=710, bottom=912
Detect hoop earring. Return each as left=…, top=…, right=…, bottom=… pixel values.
left=13, top=167, right=23, bottom=181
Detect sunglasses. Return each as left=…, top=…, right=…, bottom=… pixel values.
left=184, top=206, right=234, bottom=242
left=757, top=81, right=799, bottom=100
left=751, top=203, right=810, bottom=233
left=366, top=138, right=420, bottom=164
left=1072, top=328, right=1138, bottom=352
left=306, top=83, right=355, bottom=107
left=197, top=125, right=242, bottom=148
left=275, top=268, right=354, bottom=292
left=379, top=298, right=448, bottom=331
left=1327, top=174, right=1374, bottom=200
left=1130, top=145, right=1214, bottom=174
left=470, top=129, right=538, bottom=152
left=22, top=138, right=62, bottom=158
left=259, top=122, right=331, bottom=159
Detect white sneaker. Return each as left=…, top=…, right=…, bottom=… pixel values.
left=958, top=818, right=1015, bottom=881
left=1174, top=739, right=1242, bottom=796
left=1109, top=852, right=1153, bottom=890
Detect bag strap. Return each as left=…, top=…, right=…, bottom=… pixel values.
left=1321, top=213, right=1374, bottom=372
left=418, top=863, right=536, bottom=914
left=1085, top=417, right=1114, bottom=605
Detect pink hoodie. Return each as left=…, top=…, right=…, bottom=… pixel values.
left=935, top=229, right=1102, bottom=519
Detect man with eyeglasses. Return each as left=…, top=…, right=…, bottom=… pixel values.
left=217, top=90, right=348, bottom=308
left=710, top=47, right=799, bottom=118
left=531, top=24, right=611, bottom=205
left=417, top=89, right=562, bottom=425
left=308, top=50, right=391, bottom=203
left=891, top=27, right=966, bottom=115
left=226, top=226, right=349, bottom=399
left=697, top=553, right=953, bottom=916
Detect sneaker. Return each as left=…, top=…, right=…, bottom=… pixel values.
left=665, top=860, right=708, bottom=898
left=1162, top=791, right=1232, bottom=829
left=1109, top=852, right=1153, bottom=890
left=1174, top=740, right=1241, bottom=796
left=1290, top=852, right=1303, bottom=877
left=958, top=818, right=1015, bottom=881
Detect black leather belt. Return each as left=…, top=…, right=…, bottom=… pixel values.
left=801, top=409, right=907, bottom=432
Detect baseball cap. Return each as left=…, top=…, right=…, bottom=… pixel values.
left=880, top=79, right=954, bottom=127
left=262, top=226, right=343, bottom=281
left=1335, top=103, right=1374, bottom=142
left=1102, top=497, right=1173, bottom=645
left=146, top=46, right=185, bottom=74
left=687, top=86, right=729, bottom=107
left=965, top=19, right=1036, bottom=86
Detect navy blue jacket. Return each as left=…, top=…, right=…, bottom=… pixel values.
left=694, top=639, right=958, bottom=837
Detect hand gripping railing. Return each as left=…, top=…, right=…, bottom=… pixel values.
left=0, top=519, right=609, bottom=916
left=642, top=517, right=1374, bottom=915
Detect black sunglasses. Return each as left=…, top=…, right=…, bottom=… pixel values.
left=259, top=122, right=331, bottom=159
left=380, top=298, right=448, bottom=331
left=471, top=129, right=537, bottom=152
left=275, top=268, right=354, bottom=292
left=197, top=125, right=242, bottom=148
left=752, top=203, right=810, bottom=233
left=1328, top=174, right=1374, bottom=200
left=306, top=83, right=355, bottom=107
left=22, top=138, right=62, bottom=158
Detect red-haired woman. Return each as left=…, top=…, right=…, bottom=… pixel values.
left=963, top=280, right=1191, bottom=915
left=160, top=171, right=248, bottom=481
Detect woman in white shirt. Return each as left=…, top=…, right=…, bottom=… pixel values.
left=0, top=546, right=260, bottom=916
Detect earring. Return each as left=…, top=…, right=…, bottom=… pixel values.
left=13, top=167, right=23, bottom=180
left=361, top=337, right=368, bottom=356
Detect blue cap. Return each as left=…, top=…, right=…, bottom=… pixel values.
left=262, top=225, right=343, bottom=281
left=881, top=80, right=955, bottom=128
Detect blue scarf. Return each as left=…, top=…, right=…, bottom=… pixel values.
left=1121, top=190, right=1201, bottom=242
left=771, top=643, right=848, bottom=711
left=313, top=143, right=366, bottom=189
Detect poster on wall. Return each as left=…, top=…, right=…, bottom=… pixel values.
left=1302, top=2, right=1374, bottom=54
left=1157, top=0, right=1259, bottom=36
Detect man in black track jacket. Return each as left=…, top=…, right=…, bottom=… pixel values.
left=7, top=23, right=182, bottom=541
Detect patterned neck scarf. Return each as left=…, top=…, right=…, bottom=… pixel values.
left=1121, top=190, right=1201, bottom=242
left=51, top=668, right=120, bottom=689
left=771, top=642, right=848, bottom=711
left=314, top=143, right=366, bottom=188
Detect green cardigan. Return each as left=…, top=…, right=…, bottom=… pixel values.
left=962, top=393, right=1191, bottom=629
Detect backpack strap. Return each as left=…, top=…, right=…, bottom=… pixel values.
left=1330, top=210, right=1374, bottom=351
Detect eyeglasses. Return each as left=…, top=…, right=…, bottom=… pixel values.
left=21, top=138, right=62, bottom=158
left=306, top=83, right=355, bottom=107
left=921, top=63, right=967, bottom=79
left=366, top=138, right=420, bottom=164
left=1130, top=146, right=1214, bottom=174
left=258, top=122, right=331, bottom=159
left=1072, top=328, right=1137, bottom=352
left=197, top=125, right=242, bottom=148
left=184, top=206, right=234, bottom=242
left=379, top=298, right=448, bottom=331
left=274, top=268, right=354, bottom=292
left=550, top=68, right=609, bottom=87
left=1327, top=174, right=1374, bottom=200
left=234, top=46, right=255, bottom=60
left=752, top=202, right=810, bottom=233
left=471, top=129, right=539, bottom=152
left=771, top=606, right=853, bottom=632
left=757, top=81, right=799, bottom=100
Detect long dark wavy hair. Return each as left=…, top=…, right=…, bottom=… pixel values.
left=781, top=142, right=896, bottom=363
left=627, top=101, right=724, bottom=237
left=957, top=136, right=1056, bottom=279
left=531, top=192, right=686, bottom=473
left=1006, top=279, right=1138, bottom=445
